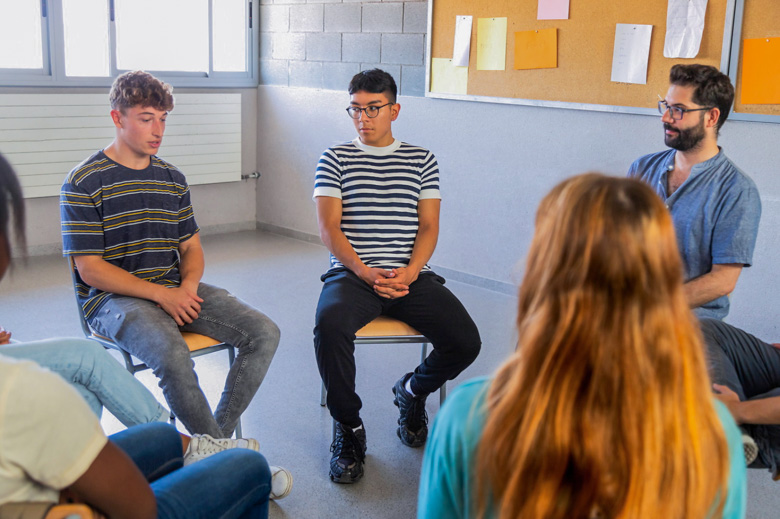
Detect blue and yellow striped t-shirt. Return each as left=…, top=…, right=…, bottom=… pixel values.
left=60, top=151, right=199, bottom=318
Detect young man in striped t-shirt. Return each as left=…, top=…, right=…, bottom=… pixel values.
left=60, top=72, right=288, bottom=488
left=313, top=69, right=482, bottom=484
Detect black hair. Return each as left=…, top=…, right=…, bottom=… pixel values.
left=669, top=64, right=734, bottom=134
left=348, top=69, right=397, bottom=104
left=0, top=152, right=26, bottom=266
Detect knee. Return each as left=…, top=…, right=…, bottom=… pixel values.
left=208, top=449, right=271, bottom=488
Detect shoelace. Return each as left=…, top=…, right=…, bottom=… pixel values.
left=191, top=435, right=225, bottom=456
left=405, top=398, right=428, bottom=431
left=330, top=428, right=364, bottom=461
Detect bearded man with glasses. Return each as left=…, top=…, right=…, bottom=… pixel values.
left=312, top=69, right=481, bottom=484
left=628, top=64, right=761, bottom=321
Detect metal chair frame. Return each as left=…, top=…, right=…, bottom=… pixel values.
left=68, top=258, right=243, bottom=438
left=319, top=319, right=447, bottom=408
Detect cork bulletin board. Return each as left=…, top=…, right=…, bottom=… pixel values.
left=426, top=0, right=732, bottom=113
left=730, top=0, right=780, bottom=118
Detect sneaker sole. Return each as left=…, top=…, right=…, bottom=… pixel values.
left=270, top=466, right=293, bottom=500
left=329, top=467, right=364, bottom=484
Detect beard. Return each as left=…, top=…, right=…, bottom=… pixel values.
left=664, top=118, right=706, bottom=152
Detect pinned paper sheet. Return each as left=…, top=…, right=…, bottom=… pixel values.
left=664, top=0, right=708, bottom=58
left=477, top=18, right=507, bottom=71
left=611, top=24, right=653, bottom=84
left=514, top=28, right=557, bottom=70
left=453, top=16, right=473, bottom=67
left=741, top=37, right=780, bottom=105
left=538, top=0, right=569, bottom=20
left=431, top=58, right=469, bottom=95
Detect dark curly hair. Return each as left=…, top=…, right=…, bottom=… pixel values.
left=348, top=69, right=397, bottom=104
left=109, top=70, right=174, bottom=113
left=669, top=64, right=734, bottom=134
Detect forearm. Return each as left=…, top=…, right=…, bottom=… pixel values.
left=320, top=227, right=368, bottom=278
left=683, top=264, right=741, bottom=308
left=74, top=256, right=167, bottom=304
left=405, top=223, right=439, bottom=277
left=178, top=244, right=204, bottom=289
left=729, top=396, right=780, bottom=425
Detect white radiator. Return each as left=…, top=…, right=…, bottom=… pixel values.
left=0, top=93, right=242, bottom=198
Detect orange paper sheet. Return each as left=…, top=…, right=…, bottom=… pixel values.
left=514, top=28, right=557, bottom=70
left=741, top=37, right=780, bottom=105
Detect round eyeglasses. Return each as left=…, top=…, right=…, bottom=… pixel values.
left=346, top=103, right=393, bottom=119
left=657, top=100, right=713, bottom=121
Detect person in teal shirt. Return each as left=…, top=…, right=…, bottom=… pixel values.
left=419, top=173, right=746, bottom=519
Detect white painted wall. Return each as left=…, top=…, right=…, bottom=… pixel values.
left=1, top=87, right=260, bottom=255
left=255, top=85, right=780, bottom=339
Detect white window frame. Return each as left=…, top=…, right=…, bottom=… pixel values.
left=0, top=0, right=258, bottom=88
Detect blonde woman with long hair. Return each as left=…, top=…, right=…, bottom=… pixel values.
left=418, top=173, right=746, bottom=519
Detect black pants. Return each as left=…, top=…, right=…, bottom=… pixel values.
left=702, top=318, right=780, bottom=477
left=314, top=270, right=481, bottom=427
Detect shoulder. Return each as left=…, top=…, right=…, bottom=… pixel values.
left=435, top=377, right=490, bottom=430
left=150, top=156, right=187, bottom=183
left=715, top=153, right=759, bottom=193
left=628, top=149, right=673, bottom=178
left=397, top=142, right=436, bottom=161
left=64, top=151, right=114, bottom=187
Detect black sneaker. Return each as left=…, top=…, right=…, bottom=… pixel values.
left=392, top=373, right=429, bottom=448
left=329, top=422, right=367, bottom=484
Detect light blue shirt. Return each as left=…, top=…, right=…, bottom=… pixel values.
left=628, top=148, right=761, bottom=320
left=418, top=377, right=747, bottom=519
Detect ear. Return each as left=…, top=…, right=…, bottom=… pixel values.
left=110, top=109, right=123, bottom=128
left=705, top=107, right=720, bottom=129
left=390, top=102, right=401, bottom=122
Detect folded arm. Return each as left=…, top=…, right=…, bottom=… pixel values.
left=714, top=384, right=780, bottom=425
left=683, top=263, right=743, bottom=309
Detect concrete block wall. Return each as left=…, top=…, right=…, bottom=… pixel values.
left=259, top=0, right=428, bottom=96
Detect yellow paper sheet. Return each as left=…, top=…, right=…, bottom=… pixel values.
left=741, top=37, right=780, bottom=105
left=514, top=28, right=557, bottom=70
left=430, top=58, right=468, bottom=95
left=477, top=18, right=507, bottom=71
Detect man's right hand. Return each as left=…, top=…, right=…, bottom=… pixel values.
left=357, top=266, right=395, bottom=288
left=154, top=286, right=203, bottom=326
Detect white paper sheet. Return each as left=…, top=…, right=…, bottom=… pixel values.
left=611, top=24, right=653, bottom=84
left=664, top=0, right=708, bottom=58
left=453, top=15, right=473, bottom=67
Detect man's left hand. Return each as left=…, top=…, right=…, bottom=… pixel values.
left=373, top=267, right=419, bottom=299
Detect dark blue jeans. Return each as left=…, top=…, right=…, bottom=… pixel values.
left=111, top=423, right=270, bottom=519
left=314, top=270, right=481, bottom=427
left=701, top=318, right=780, bottom=477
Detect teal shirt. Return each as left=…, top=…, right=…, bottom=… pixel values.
left=418, top=377, right=747, bottom=519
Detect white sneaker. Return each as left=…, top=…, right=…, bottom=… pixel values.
left=269, top=466, right=293, bottom=500
left=742, top=433, right=759, bottom=465
left=183, top=434, right=260, bottom=466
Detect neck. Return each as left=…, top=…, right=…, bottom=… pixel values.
left=103, top=141, right=151, bottom=170
left=674, top=139, right=719, bottom=174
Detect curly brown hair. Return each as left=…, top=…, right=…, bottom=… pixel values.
left=109, top=70, right=174, bottom=113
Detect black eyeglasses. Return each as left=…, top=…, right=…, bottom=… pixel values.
left=657, top=99, right=713, bottom=121
left=346, top=103, right=393, bottom=119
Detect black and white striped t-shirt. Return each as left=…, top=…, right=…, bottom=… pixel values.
left=314, top=138, right=441, bottom=272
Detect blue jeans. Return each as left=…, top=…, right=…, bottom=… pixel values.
left=89, top=283, right=280, bottom=438
left=111, top=422, right=270, bottom=519
left=1, top=338, right=168, bottom=426
left=701, top=318, right=780, bottom=477
left=314, top=270, right=481, bottom=427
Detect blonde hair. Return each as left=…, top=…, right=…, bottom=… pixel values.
left=475, top=173, right=729, bottom=519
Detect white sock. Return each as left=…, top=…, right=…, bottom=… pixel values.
left=405, top=378, right=416, bottom=396
left=352, top=424, right=363, bottom=433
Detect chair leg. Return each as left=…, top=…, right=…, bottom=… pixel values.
left=421, top=342, right=447, bottom=405
left=320, top=382, right=327, bottom=407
